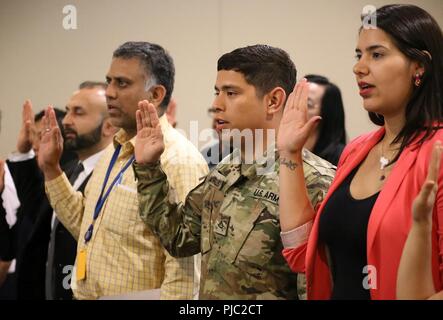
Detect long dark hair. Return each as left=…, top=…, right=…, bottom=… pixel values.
left=363, top=4, right=443, bottom=160
left=305, top=74, right=347, bottom=164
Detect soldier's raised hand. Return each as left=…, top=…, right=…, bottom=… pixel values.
left=135, top=100, right=165, bottom=164
left=277, top=79, right=321, bottom=156
left=37, top=106, right=63, bottom=179
left=16, top=100, right=35, bottom=153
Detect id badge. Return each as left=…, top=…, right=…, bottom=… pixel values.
left=76, top=248, right=87, bottom=281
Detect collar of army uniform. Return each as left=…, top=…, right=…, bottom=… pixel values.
left=253, top=143, right=279, bottom=169
left=216, top=143, right=278, bottom=182
left=214, top=149, right=242, bottom=189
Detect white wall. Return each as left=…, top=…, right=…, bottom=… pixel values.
left=0, top=0, right=441, bottom=156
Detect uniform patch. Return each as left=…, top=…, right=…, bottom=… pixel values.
left=251, top=188, right=279, bottom=205
left=214, top=214, right=231, bottom=237
left=208, top=171, right=226, bottom=189
left=208, top=176, right=222, bottom=188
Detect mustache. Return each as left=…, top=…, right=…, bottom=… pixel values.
left=63, top=127, right=78, bottom=136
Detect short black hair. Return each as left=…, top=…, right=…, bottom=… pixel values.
left=113, top=41, right=175, bottom=110
left=78, top=81, right=107, bottom=90
left=217, top=45, right=297, bottom=100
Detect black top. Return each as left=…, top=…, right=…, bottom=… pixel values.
left=4, top=158, right=82, bottom=300
left=318, top=165, right=379, bottom=300
left=0, top=204, right=13, bottom=261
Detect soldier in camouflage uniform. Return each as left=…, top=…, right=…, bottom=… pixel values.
left=133, top=45, right=335, bottom=299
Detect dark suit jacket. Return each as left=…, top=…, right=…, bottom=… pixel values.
left=48, top=164, right=91, bottom=300
left=6, top=157, right=89, bottom=300
left=0, top=204, right=13, bottom=261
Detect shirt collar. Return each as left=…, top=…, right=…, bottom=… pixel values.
left=112, top=128, right=137, bottom=160
left=81, top=149, right=107, bottom=177
left=158, top=114, right=171, bottom=132
left=113, top=129, right=136, bottom=148
left=241, top=144, right=278, bottom=179
left=218, top=143, right=278, bottom=180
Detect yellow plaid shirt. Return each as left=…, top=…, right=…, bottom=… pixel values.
left=46, top=115, right=208, bottom=299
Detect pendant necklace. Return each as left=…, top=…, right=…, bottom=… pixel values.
left=379, top=139, right=396, bottom=181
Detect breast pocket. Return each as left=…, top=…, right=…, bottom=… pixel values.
left=218, top=201, right=279, bottom=277
left=201, top=187, right=223, bottom=255
left=102, top=183, right=140, bottom=237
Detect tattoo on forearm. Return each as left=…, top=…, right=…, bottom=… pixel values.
left=280, top=158, right=298, bottom=171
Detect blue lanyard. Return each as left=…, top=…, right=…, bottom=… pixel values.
left=84, top=145, right=135, bottom=243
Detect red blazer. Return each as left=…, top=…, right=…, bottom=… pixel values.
left=283, top=127, right=443, bottom=300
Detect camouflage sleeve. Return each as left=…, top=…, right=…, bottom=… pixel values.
left=303, top=162, right=335, bottom=210
left=297, top=158, right=335, bottom=300
left=133, top=161, right=206, bottom=258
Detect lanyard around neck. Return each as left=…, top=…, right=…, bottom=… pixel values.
left=83, top=144, right=135, bottom=244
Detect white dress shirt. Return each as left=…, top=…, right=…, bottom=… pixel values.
left=1, top=163, right=21, bottom=272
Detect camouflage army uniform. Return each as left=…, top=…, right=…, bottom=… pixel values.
left=134, top=147, right=335, bottom=299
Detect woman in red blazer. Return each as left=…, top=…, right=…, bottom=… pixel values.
left=277, top=4, right=443, bottom=300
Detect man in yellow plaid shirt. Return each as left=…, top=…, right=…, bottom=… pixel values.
left=38, top=42, right=208, bottom=299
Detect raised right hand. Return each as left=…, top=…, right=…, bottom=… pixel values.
left=37, top=107, right=63, bottom=179
left=134, top=100, right=165, bottom=164
left=412, top=140, right=443, bottom=225
left=277, top=79, right=321, bottom=156
left=16, top=100, right=35, bottom=153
